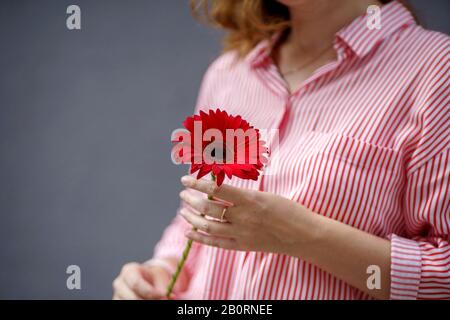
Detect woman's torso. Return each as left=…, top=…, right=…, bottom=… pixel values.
left=183, top=2, right=449, bottom=299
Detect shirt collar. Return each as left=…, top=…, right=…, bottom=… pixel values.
left=244, top=34, right=278, bottom=68
left=336, top=1, right=416, bottom=57
left=246, top=1, right=416, bottom=67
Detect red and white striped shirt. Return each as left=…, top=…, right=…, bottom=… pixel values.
left=154, top=1, right=449, bottom=300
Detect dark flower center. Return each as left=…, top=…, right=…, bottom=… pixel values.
left=210, top=145, right=226, bottom=162
left=205, top=140, right=232, bottom=164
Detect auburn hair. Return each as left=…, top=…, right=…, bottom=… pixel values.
left=190, top=0, right=416, bottom=57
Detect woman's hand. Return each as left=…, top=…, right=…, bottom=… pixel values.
left=179, top=175, right=316, bottom=255
left=179, top=175, right=393, bottom=299
left=113, top=258, right=188, bottom=300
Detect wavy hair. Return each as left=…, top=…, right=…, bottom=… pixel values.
left=190, top=0, right=416, bottom=57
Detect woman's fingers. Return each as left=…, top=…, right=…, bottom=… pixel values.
left=180, top=207, right=233, bottom=237
left=113, top=278, right=143, bottom=300
left=114, top=263, right=165, bottom=300
left=179, top=190, right=231, bottom=221
left=185, top=230, right=237, bottom=250
left=181, top=175, right=244, bottom=204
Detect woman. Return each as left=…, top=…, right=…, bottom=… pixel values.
left=113, top=0, right=449, bottom=300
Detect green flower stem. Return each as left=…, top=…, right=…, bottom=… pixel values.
left=166, top=173, right=216, bottom=299
left=165, top=238, right=193, bottom=298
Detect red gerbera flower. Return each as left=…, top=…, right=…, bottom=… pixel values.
left=177, top=108, right=268, bottom=186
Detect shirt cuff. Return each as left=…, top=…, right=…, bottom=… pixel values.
left=389, top=234, right=422, bottom=300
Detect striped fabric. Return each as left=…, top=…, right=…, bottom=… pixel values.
left=154, top=1, right=450, bottom=299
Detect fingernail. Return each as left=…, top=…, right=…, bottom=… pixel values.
left=181, top=176, right=194, bottom=186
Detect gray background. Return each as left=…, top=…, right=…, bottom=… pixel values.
left=0, top=0, right=448, bottom=299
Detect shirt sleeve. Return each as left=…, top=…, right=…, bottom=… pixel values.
left=152, top=207, right=202, bottom=278
left=390, top=149, right=450, bottom=299
left=390, top=42, right=450, bottom=299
